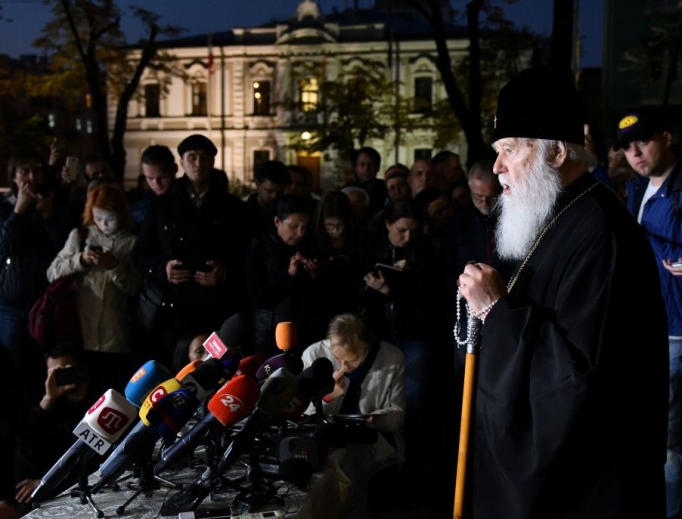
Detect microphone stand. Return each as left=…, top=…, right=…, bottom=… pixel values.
left=114, top=441, right=180, bottom=515
left=70, top=472, right=105, bottom=519
left=453, top=291, right=482, bottom=519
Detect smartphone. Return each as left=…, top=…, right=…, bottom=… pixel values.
left=672, top=262, right=682, bottom=268
left=65, top=156, right=79, bottom=181
left=55, top=366, right=83, bottom=386
left=88, top=245, right=103, bottom=252
left=173, top=262, right=212, bottom=273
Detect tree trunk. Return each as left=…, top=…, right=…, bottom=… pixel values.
left=406, top=0, right=487, bottom=165
left=111, top=25, right=159, bottom=180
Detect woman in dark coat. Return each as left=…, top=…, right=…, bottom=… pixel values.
left=361, top=199, right=441, bottom=469
left=245, top=194, right=322, bottom=357
left=313, top=190, right=367, bottom=327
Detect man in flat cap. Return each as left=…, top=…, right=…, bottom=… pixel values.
left=615, top=107, right=682, bottom=518
left=457, top=66, right=668, bottom=517
left=136, top=134, right=248, bottom=365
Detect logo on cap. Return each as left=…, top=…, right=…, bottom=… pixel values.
left=619, top=115, right=638, bottom=130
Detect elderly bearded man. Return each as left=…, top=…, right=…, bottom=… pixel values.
left=457, top=66, right=668, bottom=518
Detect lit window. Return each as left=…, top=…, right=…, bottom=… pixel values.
left=48, top=114, right=55, bottom=128
left=85, top=93, right=92, bottom=109
left=253, top=81, right=271, bottom=115
left=86, top=120, right=93, bottom=134
left=300, top=78, right=319, bottom=112
left=76, top=118, right=82, bottom=132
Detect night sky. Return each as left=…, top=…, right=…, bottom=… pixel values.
left=0, top=0, right=602, bottom=67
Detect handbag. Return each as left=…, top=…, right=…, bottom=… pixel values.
left=136, top=279, right=173, bottom=331
left=28, top=226, right=88, bottom=349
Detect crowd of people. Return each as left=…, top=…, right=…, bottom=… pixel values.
left=0, top=64, right=680, bottom=519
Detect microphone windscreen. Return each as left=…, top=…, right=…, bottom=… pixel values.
left=139, top=378, right=183, bottom=425
left=180, top=358, right=225, bottom=401
left=83, top=389, right=137, bottom=443
left=175, top=360, right=202, bottom=381
left=237, top=355, right=266, bottom=379
left=300, top=357, right=335, bottom=401
left=218, top=313, right=246, bottom=348
left=207, top=375, right=260, bottom=427
left=148, top=388, right=200, bottom=441
left=257, top=367, right=300, bottom=416
left=275, top=321, right=297, bottom=351
left=256, top=353, right=304, bottom=381
left=220, top=356, right=242, bottom=384
left=124, top=361, right=173, bottom=407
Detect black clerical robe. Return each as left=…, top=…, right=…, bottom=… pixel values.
left=473, top=174, right=668, bottom=518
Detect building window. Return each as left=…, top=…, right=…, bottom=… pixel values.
left=48, top=113, right=55, bottom=129
left=253, top=150, right=270, bottom=179
left=192, top=81, right=207, bottom=116
left=299, top=78, right=319, bottom=112
left=86, top=120, right=93, bottom=134
left=414, top=77, right=433, bottom=112
left=414, top=148, right=432, bottom=161
left=76, top=118, right=82, bottom=132
left=253, top=81, right=271, bottom=115
left=145, top=84, right=160, bottom=117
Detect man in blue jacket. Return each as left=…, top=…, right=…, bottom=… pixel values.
left=616, top=107, right=682, bottom=518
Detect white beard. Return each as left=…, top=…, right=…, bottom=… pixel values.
left=494, top=151, right=562, bottom=261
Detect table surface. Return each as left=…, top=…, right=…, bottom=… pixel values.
left=25, top=453, right=343, bottom=519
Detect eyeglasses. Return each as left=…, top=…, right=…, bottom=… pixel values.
left=325, top=222, right=346, bottom=231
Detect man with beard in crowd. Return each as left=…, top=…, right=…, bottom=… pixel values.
left=457, top=66, right=669, bottom=517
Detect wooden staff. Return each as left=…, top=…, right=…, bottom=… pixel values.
left=453, top=314, right=481, bottom=519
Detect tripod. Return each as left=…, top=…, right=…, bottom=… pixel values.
left=70, top=473, right=105, bottom=518
left=115, top=459, right=179, bottom=516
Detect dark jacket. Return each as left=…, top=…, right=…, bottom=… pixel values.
left=626, top=159, right=682, bottom=336
left=245, top=231, right=322, bottom=357
left=0, top=193, right=68, bottom=308
left=361, top=231, right=438, bottom=342
left=135, top=174, right=249, bottom=334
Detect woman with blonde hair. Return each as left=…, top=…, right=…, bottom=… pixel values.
left=47, top=184, right=139, bottom=392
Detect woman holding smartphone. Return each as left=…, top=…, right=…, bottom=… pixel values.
left=47, top=184, right=139, bottom=393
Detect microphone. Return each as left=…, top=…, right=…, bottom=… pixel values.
left=124, top=360, right=174, bottom=407
left=219, top=355, right=243, bottom=385
left=283, top=357, right=334, bottom=419
left=218, top=313, right=247, bottom=349
left=202, top=313, right=247, bottom=361
left=275, top=321, right=297, bottom=351
left=177, top=357, right=226, bottom=401
left=255, top=352, right=303, bottom=381
left=254, top=322, right=304, bottom=380
left=90, top=387, right=200, bottom=494
left=91, top=360, right=225, bottom=494
left=31, top=390, right=137, bottom=503
left=154, top=375, right=260, bottom=475
left=214, top=367, right=299, bottom=475
left=160, top=368, right=300, bottom=515
left=236, top=355, right=266, bottom=380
